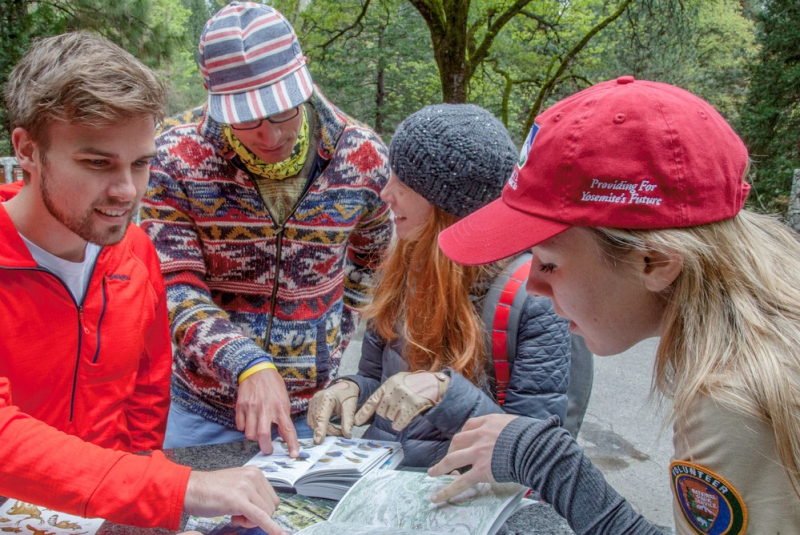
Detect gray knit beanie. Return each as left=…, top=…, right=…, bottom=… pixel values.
left=389, top=104, right=517, bottom=218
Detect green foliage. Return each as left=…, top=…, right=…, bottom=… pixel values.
left=0, top=0, right=772, bottom=187
left=737, top=0, right=800, bottom=213
left=296, top=0, right=440, bottom=138
left=0, top=0, right=191, bottom=152
left=467, top=0, right=637, bottom=142
left=0, top=0, right=65, bottom=154
left=592, top=0, right=757, bottom=122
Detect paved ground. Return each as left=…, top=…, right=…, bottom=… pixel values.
left=340, top=326, right=675, bottom=533
left=577, top=337, right=674, bottom=531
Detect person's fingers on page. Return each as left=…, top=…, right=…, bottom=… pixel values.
left=231, top=504, right=288, bottom=535
left=353, top=387, right=382, bottom=426
left=237, top=369, right=277, bottom=454
left=275, top=409, right=300, bottom=458
left=183, top=467, right=285, bottom=534
left=427, top=447, right=472, bottom=478
left=253, top=407, right=275, bottom=455
left=239, top=480, right=288, bottom=535
left=429, top=471, right=484, bottom=504
left=253, top=465, right=281, bottom=508
left=340, top=395, right=357, bottom=438
left=225, top=467, right=285, bottom=535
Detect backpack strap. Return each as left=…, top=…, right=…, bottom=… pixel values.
left=480, top=253, right=533, bottom=405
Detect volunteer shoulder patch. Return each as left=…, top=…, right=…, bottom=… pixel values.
left=670, top=461, right=747, bottom=534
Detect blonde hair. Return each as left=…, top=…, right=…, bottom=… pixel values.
left=4, top=32, right=166, bottom=158
left=362, top=207, right=493, bottom=382
left=593, top=211, right=800, bottom=495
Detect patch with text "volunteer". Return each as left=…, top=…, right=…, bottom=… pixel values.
left=670, top=461, right=747, bottom=534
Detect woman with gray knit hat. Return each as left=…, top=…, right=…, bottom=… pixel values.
left=307, top=104, right=585, bottom=467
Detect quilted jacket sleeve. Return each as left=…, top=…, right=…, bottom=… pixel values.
left=417, top=370, right=504, bottom=439
left=348, top=327, right=386, bottom=405
left=0, top=377, right=191, bottom=529
left=503, top=295, right=571, bottom=423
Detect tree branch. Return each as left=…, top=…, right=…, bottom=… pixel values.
left=524, top=0, right=633, bottom=131
left=467, top=0, right=536, bottom=78
left=320, top=0, right=372, bottom=49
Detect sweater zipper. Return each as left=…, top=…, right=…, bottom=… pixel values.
left=264, top=229, right=283, bottom=348
left=0, top=250, right=103, bottom=422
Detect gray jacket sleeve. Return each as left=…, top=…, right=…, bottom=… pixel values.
left=348, top=327, right=385, bottom=405
left=419, top=371, right=504, bottom=439
left=503, top=295, right=571, bottom=423
left=492, top=417, right=661, bottom=535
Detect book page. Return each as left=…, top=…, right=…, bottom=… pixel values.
left=299, top=438, right=398, bottom=483
left=244, top=437, right=399, bottom=491
left=244, top=438, right=334, bottom=487
left=0, top=499, right=104, bottom=535
left=296, top=521, right=440, bottom=535
left=325, top=470, right=525, bottom=535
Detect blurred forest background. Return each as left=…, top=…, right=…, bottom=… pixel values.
left=1, top=0, right=798, bottom=213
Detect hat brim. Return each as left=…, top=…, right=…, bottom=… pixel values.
left=208, top=65, right=314, bottom=124
left=438, top=197, right=571, bottom=266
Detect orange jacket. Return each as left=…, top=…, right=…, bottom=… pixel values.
left=0, top=182, right=190, bottom=528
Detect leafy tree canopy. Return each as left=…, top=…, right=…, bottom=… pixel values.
left=0, top=0, right=191, bottom=153
left=737, top=0, right=800, bottom=212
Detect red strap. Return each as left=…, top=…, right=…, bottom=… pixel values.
left=492, top=259, right=533, bottom=404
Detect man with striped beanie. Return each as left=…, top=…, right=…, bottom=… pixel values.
left=141, top=2, right=393, bottom=457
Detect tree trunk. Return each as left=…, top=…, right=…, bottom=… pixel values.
left=375, top=32, right=386, bottom=135
left=788, top=169, right=800, bottom=233
left=409, top=0, right=471, bottom=103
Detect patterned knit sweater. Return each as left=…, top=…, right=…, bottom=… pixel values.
left=140, top=89, right=393, bottom=427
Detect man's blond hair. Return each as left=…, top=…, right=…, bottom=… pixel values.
left=4, top=31, right=166, bottom=150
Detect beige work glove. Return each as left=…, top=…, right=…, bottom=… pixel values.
left=354, top=371, right=450, bottom=432
left=307, top=379, right=360, bottom=444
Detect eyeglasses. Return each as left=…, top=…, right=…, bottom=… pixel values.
left=229, top=106, right=300, bottom=130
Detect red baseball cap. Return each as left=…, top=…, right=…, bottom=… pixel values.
left=438, top=76, right=750, bottom=266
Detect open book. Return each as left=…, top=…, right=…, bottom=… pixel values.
left=244, top=436, right=402, bottom=500
left=294, top=469, right=527, bottom=535
left=0, top=499, right=104, bottom=535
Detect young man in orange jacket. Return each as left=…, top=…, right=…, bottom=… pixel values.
left=0, top=32, right=287, bottom=535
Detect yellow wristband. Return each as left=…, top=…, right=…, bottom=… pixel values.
left=238, top=362, right=278, bottom=384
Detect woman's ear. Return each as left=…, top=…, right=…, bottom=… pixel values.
left=632, top=249, right=683, bottom=293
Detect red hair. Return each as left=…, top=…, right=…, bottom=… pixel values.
left=362, top=208, right=493, bottom=381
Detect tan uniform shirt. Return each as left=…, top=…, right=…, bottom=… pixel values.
left=671, top=394, right=800, bottom=534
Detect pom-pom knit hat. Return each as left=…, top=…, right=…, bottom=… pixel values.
left=199, top=2, right=314, bottom=124
left=438, top=76, right=751, bottom=265
left=389, top=104, right=518, bottom=218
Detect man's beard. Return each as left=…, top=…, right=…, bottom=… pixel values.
left=39, top=156, right=134, bottom=246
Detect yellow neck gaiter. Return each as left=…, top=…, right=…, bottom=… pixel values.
left=224, top=106, right=309, bottom=180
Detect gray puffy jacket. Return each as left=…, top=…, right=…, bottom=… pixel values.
left=346, top=294, right=570, bottom=468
